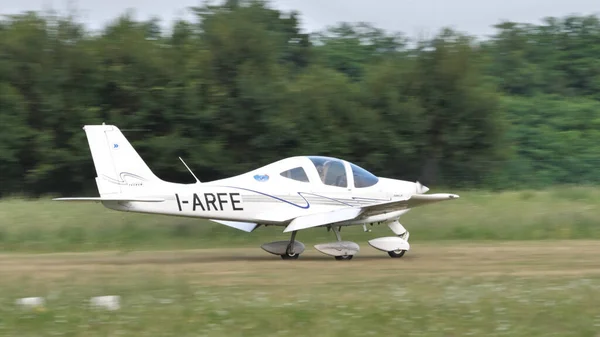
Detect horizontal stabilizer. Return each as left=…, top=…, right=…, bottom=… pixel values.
left=210, top=220, right=259, bottom=233
left=52, top=197, right=165, bottom=202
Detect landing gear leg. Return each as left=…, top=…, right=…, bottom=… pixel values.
left=332, top=226, right=342, bottom=241
left=281, top=230, right=300, bottom=260
left=332, top=226, right=353, bottom=261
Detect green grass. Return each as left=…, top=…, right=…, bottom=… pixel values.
left=0, top=243, right=599, bottom=336
left=6, top=275, right=598, bottom=336
left=1, top=186, right=600, bottom=253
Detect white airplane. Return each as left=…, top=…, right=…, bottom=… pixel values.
left=54, top=124, right=459, bottom=260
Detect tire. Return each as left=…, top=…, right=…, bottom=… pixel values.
left=334, top=255, right=353, bottom=261
left=388, top=250, right=406, bottom=258
left=280, top=253, right=300, bottom=260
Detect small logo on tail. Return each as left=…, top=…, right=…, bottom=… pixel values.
left=102, top=172, right=147, bottom=186
left=113, top=143, right=119, bottom=150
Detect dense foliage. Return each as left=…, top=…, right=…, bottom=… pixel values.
left=0, top=0, right=599, bottom=197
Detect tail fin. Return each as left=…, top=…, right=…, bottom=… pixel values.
left=83, top=124, right=162, bottom=196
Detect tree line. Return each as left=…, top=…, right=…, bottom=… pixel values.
left=1, top=0, right=599, bottom=197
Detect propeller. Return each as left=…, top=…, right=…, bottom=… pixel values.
left=415, top=181, right=429, bottom=194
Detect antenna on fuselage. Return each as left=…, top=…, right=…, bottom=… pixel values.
left=179, top=157, right=201, bottom=183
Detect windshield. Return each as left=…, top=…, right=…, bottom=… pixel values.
left=349, top=162, right=379, bottom=188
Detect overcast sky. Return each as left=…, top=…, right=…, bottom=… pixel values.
left=2, top=0, right=599, bottom=38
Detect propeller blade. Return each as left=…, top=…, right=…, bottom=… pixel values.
left=415, top=181, right=429, bottom=194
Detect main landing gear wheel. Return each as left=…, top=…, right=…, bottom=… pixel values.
left=261, top=231, right=305, bottom=260
left=388, top=249, right=406, bottom=258
left=331, top=226, right=356, bottom=261
left=280, top=231, right=300, bottom=260
left=281, top=252, right=300, bottom=260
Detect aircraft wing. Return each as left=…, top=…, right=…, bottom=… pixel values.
left=358, top=193, right=459, bottom=218
left=283, top=193, right=459, bottom=233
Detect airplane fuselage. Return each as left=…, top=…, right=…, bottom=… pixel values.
left=101, top=179, right=411, bottom=226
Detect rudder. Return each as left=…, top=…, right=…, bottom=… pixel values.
left=83, top=124, right=161, bottom=196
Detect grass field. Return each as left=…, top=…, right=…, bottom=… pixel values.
left=1, top=186, right=600, bottom=252
left=1, top=186, right=599, bottom=336
left=1, top=242, right=599, bottom=336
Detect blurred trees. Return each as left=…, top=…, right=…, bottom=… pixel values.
left=0, top=0, right=599, bottom=197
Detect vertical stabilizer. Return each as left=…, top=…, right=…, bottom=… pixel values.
left=83, top=125, right=161, bottom=196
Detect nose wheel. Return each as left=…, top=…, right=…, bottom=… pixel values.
left=388, top=231, right=409, bottom=258
left=388, top=249, right=406, bottom=258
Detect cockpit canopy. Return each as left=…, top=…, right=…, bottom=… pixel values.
left=277, top=156, right=379, bottom=188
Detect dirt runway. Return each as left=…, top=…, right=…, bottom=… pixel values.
left=0, top=241, right=598, bottom=286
